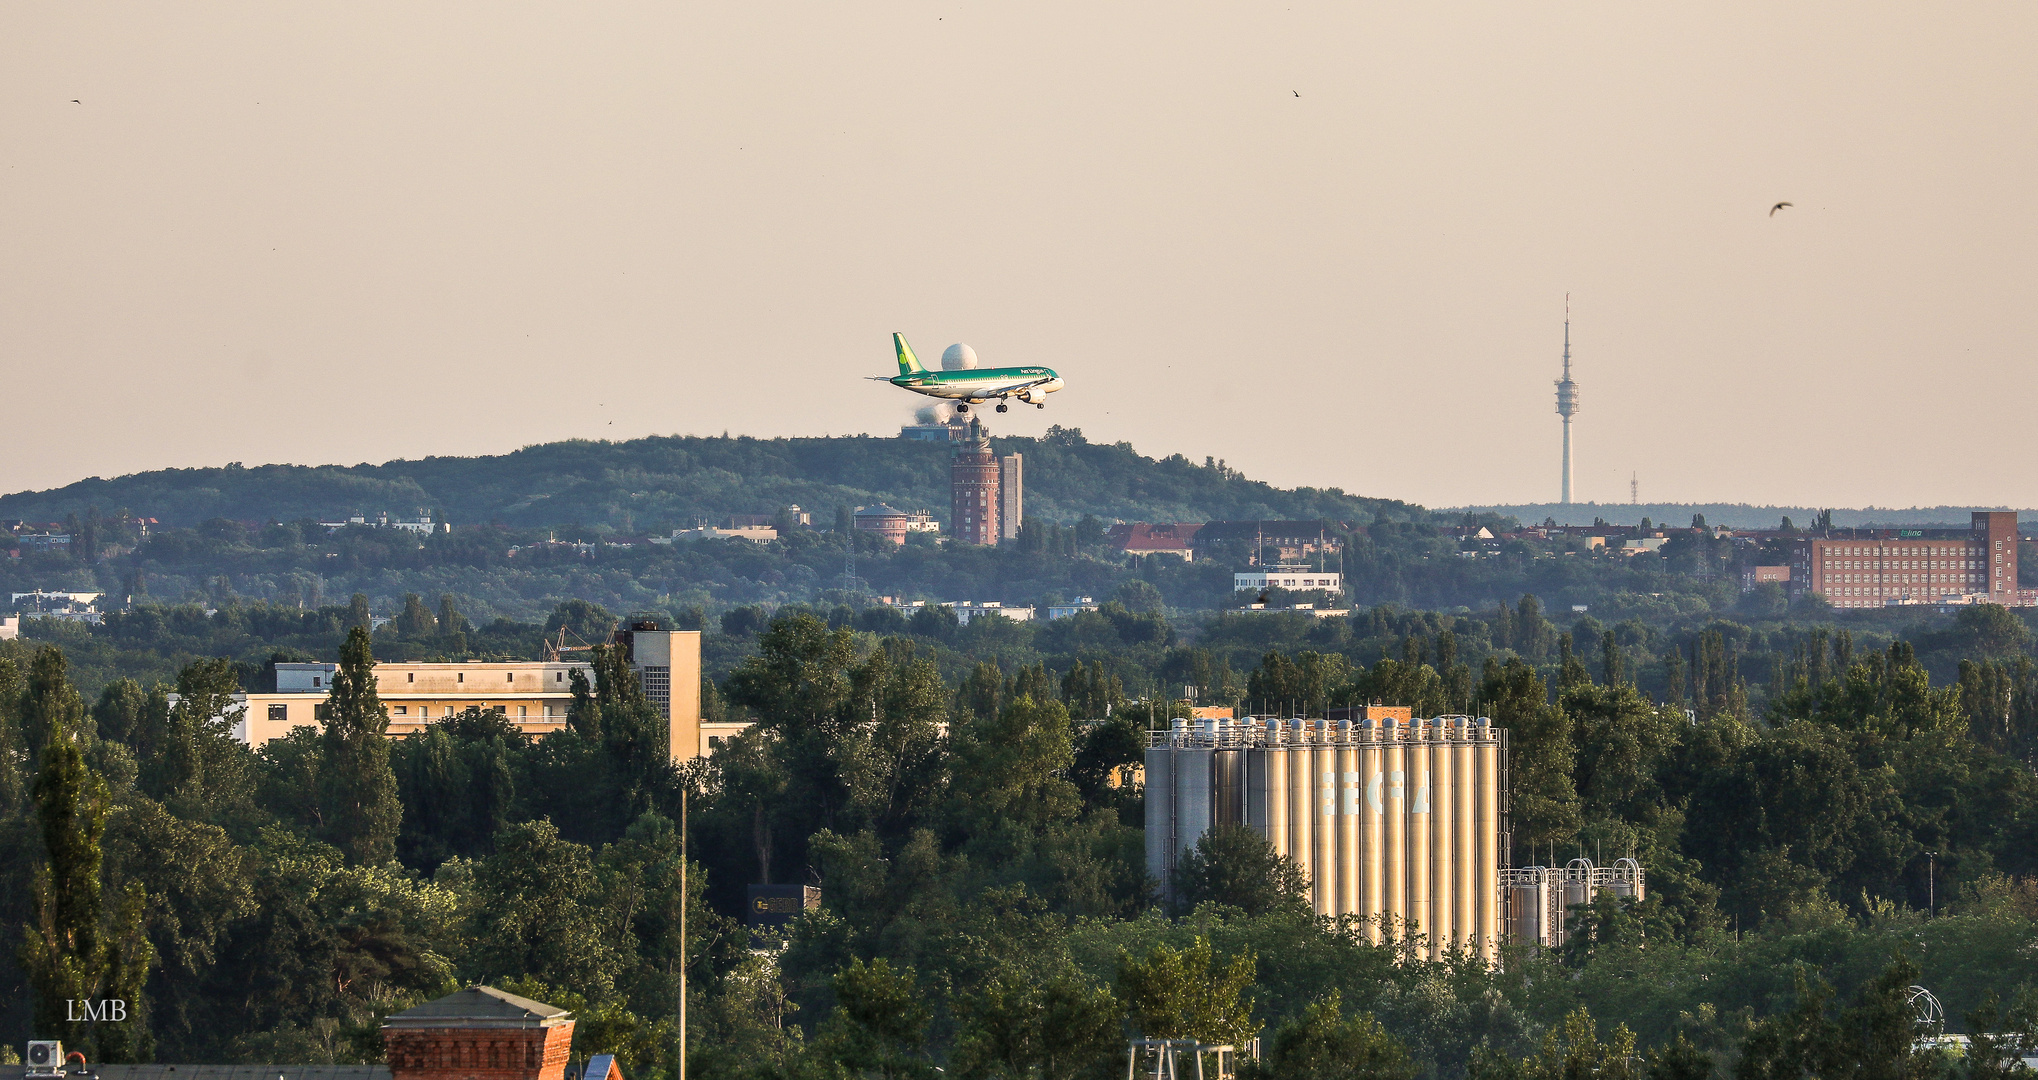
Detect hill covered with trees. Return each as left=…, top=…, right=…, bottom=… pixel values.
left=0, top=427, right=1421, bottom=533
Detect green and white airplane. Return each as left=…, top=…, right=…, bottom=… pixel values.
left=875, top=333, right=1065, bottom=413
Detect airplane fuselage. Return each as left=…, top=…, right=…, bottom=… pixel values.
left=890, top=367, right=1064, bottom=404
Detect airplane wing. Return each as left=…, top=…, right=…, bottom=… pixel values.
left=981, top=376, right=1058, bottom=397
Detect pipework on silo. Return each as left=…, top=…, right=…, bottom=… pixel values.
left=1145, top=713, right=1509, bottom=964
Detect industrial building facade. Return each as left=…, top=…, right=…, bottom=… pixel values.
left=1146, top=715, right=1506, bottom=962
left=1788, top=511, right=2022, bottom=609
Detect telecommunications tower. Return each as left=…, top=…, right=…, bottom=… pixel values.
left=1554, top=297, right=1580, bottom=504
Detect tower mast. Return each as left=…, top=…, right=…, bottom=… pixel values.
left=1554, top=296, right=1581, bottom=505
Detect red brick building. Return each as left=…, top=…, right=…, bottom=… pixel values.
left=1109, top=522, right=1203, bottom=559
left=1789, top=511, right=2022, bottom=609
left=384, top=986, right=575, bottom=1080
left=951, top=419, right=1003, bottom=546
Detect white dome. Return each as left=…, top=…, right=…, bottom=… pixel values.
left=941, top=343, right=979, bottom=370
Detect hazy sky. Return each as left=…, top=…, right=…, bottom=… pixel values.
left=6, top=3, right=2035, bottom=511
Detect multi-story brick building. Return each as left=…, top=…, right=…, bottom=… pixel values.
left=1789, top=511, right=2022, bottom=609
left=951, top=418, right=1004, bottom=545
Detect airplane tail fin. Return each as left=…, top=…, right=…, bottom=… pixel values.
left=893, top=333, right=926, bottom=376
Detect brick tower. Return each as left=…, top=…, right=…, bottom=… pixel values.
left=951, top=418, right=1001, bottom=545
left=384, top=986, right=575, bottom=1080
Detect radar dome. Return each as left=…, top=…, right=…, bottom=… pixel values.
left=941, top=343, right=979, bottom=370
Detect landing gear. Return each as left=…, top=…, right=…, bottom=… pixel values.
left=955, top=402, right=970, bottom=413
left=1035, top=403, right=1045, bottom=409
left=995, top=402, right=1008, bottom=413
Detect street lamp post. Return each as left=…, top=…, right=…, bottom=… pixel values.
left=679, top=785, right=688, bottom=1080
left=1925, top=850, right=1937, bottom=917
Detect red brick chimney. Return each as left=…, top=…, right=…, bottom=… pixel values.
left=384, top=986, right=575, bottom=1080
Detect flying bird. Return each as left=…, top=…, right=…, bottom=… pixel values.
left=1292, top=90, right=1300, bottom=97
left=1770, top=202, right=1792, bottom=216
left=71, top=99, right=80, bottom=104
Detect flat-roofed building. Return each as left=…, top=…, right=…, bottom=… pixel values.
left=1234, top=568, right=1343, bottom=593
left=1790, top=511, right=2021, bottom=609
left=231, top=627, right=709, bottom=760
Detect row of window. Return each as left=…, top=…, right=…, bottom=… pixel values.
left=264, top=703, right=560, bottom=723
left=397, top=670, right=569, bottom=684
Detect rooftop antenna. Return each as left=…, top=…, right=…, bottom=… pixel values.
left=1555, top=295, right=1581, bottom=505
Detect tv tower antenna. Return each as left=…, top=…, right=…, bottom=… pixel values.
left=1630, top=471, right=1638, bottom=505
left=1554, top=295, right=1581, bottom=505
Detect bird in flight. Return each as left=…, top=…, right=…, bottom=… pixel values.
left=1770, top=201, right=1792, bottom=216
left=1292, top=90, right=1300, bottom=97
left=71, top=99, right=80, bottom=104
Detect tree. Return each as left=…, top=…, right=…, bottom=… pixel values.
left=20, top=684, right=156, bottom=1060
left=393, top=594, right=437, bottom=637
left=1469, top=1007, right=1636, bottom=1080
left=1171, top=824, right=1310, bottom=917
left=1115, top=936, right=1257, bottom=1047
left=467, top=819, right=625, bottom=999
left=1242, top=990, right=1414, bottom=1080
left=1115, top=580, right=1166, bottom=615
left=1964, top=987, right=2038, bottom=1080
left=545, top=599, right=615, bottom=645
left=818, top=957, right=932, bottom=1080
left=437, top=594, right=469, bottom=637
left=953, top=966, right=1123, bottom=1080
left=1482, top=658, right=1579, bottom=862
left=149, top=658, right=264, bottom=835
left=1732, top=959, right=1941, bottom=1080
left=345, top=592, right=371, bottom=631
left=23, top=645, right=90, bottom=765
left=315, top=626, right=402, bottom=863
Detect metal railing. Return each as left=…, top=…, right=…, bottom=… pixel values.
left=1145, top=715, right=1500, bottom=749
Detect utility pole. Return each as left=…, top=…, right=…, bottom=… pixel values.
left=1926, top=850, right=1937, bottom=916
left=679, top=785, right=688, bottom=1080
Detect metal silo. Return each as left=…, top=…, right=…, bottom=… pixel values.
left=1430, top=718, right=1457, bottom=957
left=1406, top=720, right=1432, bottom=954
left=1474, top=718, right=1499, bottom=963
left=1383, top=719, right=1407, bottom=939
left=1452, top=725, right=1476, bottom=954
left=1144, top=735, right=1176, bottom=905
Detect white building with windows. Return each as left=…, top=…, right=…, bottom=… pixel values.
left=1233, top=568, right=1343, bottom=593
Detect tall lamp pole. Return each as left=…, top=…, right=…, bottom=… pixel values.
left=679, top=785, right=688, bottom=1080
left=1926, top=850, right=1936, bottom=916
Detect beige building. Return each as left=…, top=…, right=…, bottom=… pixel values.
left=231, top=627, right=712, bottom=760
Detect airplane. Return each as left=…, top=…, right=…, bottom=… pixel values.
left=873, top=333, right=1064, bottom=413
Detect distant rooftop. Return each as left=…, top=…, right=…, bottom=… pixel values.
left=382, top=985, right=572, bottom=1028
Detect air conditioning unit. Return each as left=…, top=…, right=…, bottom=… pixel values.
left=26, top=1041, right=64, bottom=1076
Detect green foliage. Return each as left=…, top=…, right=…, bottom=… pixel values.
left=1242, top=990, right=1414, bottom=1080
left=1115, top=936, right=1257, bottom=1046
left=1470, top=1007, right=1638, bottom=1080
left=1171, top=825, right=1310, bottom=918
left=315, top=627, right=402, bottom=864
left=951, top=965, right=1122, bottom=1080
left=817, top=957, right=933, bottom=1079
left=18, top=649, right=156, bottom=1060
left=1483, top=658, right=1580, bottom=862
